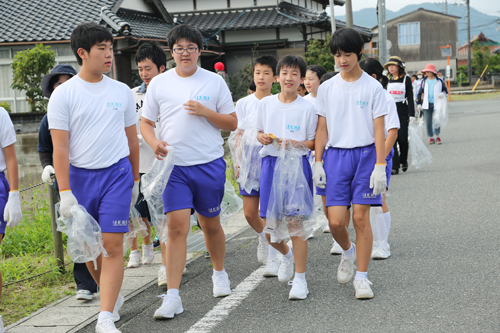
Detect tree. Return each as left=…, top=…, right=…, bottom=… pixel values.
left=471, top=40, right=491, bottom=76
left=304, top=35, right=336, bottom=72
left=11, top=44, right=56, bottom=112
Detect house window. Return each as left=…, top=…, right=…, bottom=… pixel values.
left=398, top=22, right=420, bottom=46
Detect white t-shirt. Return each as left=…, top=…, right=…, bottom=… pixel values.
left=48, top=75, right=136, bottom=169
left=255, top=94, right=317, bottom=157
left=132, top=85, right=161, bottom=174
left=0, top=107, right=16, bottom=172
left=316, top=72, right=388, bottom=149
left=384, top=90, right=400, bottom=138
left=303, top=93, right=317, bottom=108
left=235, top=93, right=260, bottom=129
left=142, top=67, right=235, bottom=166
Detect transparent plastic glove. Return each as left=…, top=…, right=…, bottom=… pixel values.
left=370, top=164, right=387, bottom=196
left=4, top=191, right=22, bottom=228
left=131, top=180, right=140, bottom=207
left=409, top=117, right=415, bottom=125
left=137, top=134, right=144, bottom=148
left=312, top=162, right=326, bottom=189
left=41, top=165, right=55, bottom=185
left=60, top=190, right=78, bottom=219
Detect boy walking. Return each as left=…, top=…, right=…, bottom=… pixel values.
left=48, top=23, right=139, bottom=333
left=255, top=55, right=317, bottom=299
left=140, top=25, right=237, bottom=319
left=314, top=28, right=387, bottom=299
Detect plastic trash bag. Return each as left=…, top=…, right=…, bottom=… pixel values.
left=220, top=179, right=243, bottom=225
left=265, top=140, right=316, bottom=243
left=433, top=94, right=449, bottom=129
left=146, top=194, right=169, bottom=245
left=408, top=123, right=432, bottom=169
left=308, top=151, right=328, bottom=231
left=141, top=146, right=175, bottom=198
left=123, top=207, right=149, bottom=255
left=56, top=204, right=108, bottom=270
left=370, top=206, right=386, bottom=248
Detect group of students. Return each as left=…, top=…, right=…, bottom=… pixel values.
left=0, top=21, right=450, bottom=333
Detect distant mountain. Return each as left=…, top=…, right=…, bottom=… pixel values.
left=335, top=2, right=500, bottom=46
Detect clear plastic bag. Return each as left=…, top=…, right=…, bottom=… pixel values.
left=308, top=151, right=328, bottom=231
left=265, top=140, right=316, bottom=243
left=141, top=146, right=175, bottom=198
left=433, top=94, right=449, bottom=129
left=408, top=123, right=432, bottom=169
left=369, top=207, right=386, bottom=248
left=56, top=204, right=108, bottom=270
left=123, top=207, right=149, bottom=255
left=146, top=195, right=169, bottom=245
left=220, top=179, right=243, bottom=225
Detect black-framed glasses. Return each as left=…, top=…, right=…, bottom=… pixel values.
left=173, top=47, right=198, bottom=54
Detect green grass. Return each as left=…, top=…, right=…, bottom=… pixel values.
left=451, top=91, right=500, bottom=101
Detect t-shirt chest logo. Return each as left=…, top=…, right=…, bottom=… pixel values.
left=389, top=90, right=404, bottom=95
left=286, top=124, right=301, bottom=133
left=106, top=102, right=122, bottom=111
left=356, top=100, right=369, bottom=109
left=194, top=95, right=210, bottom=101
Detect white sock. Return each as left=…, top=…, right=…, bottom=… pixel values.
left=384, top=212, right=391, bottom=243
left=354, top=271, right=367, bottom=280
left=294, top=272, right=306, bottom=281
left=258, top=231, right=267, bottom=243
left=167, top=288, right=179, bottom=297
left=161, top=265, right=166, bottom=270
left=213, top=268, right=226, bottom=277
left=268, top=245, right=278, bottom=258
left=98, top=311, right=113, bottom=323
left=283, top=247, right=293, bottom=260
left=343, top=243, right=355, bottom=258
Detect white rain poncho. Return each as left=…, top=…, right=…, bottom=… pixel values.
left=408, top=123, right=432, bottom=169
left=220, top=179, right=243, bottom=224
left=56, top=204, right=108, bottom=270
left=228, top=123, right=262, bottom=194
left=265, top=141, right=316, bottom=243
left=433, top=93, right=449, bottom=129
left=123, top=207, right=149, bottom=255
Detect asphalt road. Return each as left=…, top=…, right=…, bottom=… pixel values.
left=78, top=97, right=500, bottom=333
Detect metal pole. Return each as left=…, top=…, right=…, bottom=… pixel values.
left=445, top=0, right=447, bottom=14
left=467, top=0, right=472, bottom=84
left=329, top=0, right=336, bottom=34
left=378, top=0, right=388, bottom=66
left=48, top=184, right=65, bottom=273
left=345, top=0, right=353, bottom=28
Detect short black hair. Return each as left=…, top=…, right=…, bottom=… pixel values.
left=71, top=23, right=113, bottom=65
left=135, top=41, right=167, bottom=71
left=248, top=79, right=256, bottom=92
left=307, top=65, right=327, bottom=80
left=319, top=71, right=338, bottom=85
left=329, top=28, right=364, bottom=61
left=253, top=55, right=278, bottom=76
left=359, top=58, right=388, bottom=89
left=276, top=55, right=307, bottom=78
left=167, top=24, right=203, bottom=51
left=411, top=74, right=417, bottom=79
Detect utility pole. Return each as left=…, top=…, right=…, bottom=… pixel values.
left=329, top=0, right=336, bottom=34
left=445, top=0, right=447, bottom=14
left=345, top=0, right=353, bottom=28
left=467, top=0, right=472, bottom=84
left=378, top=0, right=388, bottom=66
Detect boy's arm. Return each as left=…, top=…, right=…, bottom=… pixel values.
left=140, top=118, right=168, bottom=159
left=385, top=128, right=398, bottom=159
left=4, top=144, right=18, bottom=190
left=183, top=101, right=237, bottom=131
left=51, top=130, right=70, bottom=191
left=374, top=116, right=386, bottom=164
left=314, top=116, right=327, bottom=162
left=3, top=144, right=22, bottom=227
left=125, top=125, right=140, bottom=181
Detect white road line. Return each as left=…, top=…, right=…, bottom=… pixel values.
left=185, top=266, right=266, bottom=333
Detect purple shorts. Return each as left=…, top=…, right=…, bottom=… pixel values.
left=239, top=185, right=259, bottom=196
left=70, top=157, right=133, bottom=233
left=386, top=148, right=394, bottom=189
left=162, top=157, right=225, bottom=217
left=324, top=144, right=382, bottom=207
left=259, top=155, right=313, bottom=218
left=0, top=172, right=9, bottom=234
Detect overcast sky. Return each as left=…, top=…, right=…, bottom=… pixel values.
left=333, top=0, right=500, bottom=17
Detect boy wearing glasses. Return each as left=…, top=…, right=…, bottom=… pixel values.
left=141, top=25, right=237, bottom=319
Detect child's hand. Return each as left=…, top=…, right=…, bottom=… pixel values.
left=153, top=139, right=169, bottom=160
left=278, top=138, right=295, bottom=148
left=257, top=132, right=273, bottom=145
left=184, top=100, right=210, bottom=117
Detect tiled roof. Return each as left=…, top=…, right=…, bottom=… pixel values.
left=0, top=0, right=118, bottom=43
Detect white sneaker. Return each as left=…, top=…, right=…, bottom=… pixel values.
left=278, top=255, right=294, bottom=283
left=288, top=279, right=309, bottom=300
left=322, top=225, right=330, bottom=233
left=353, top=278, right=374, bottom=299
left=113, top=293, right=124, bottom=322
left=212, top=273, right=231, bottom=297
left=257, top=238, right=268, bottom=264
left=0, top=315, right=4, bottom=333
left=337, top=245, right=356, bottom=284
left=154, top=294, right=183, bottom=319
left=76, top=289, right=94, bottom=301
left=96, top=318, right=121, bottom=333
left=127, top=250, right=140, bottom=268
left=371, top=242, right=391, bottom=259
left=262, top=258, right=280, bottom=277
left=158, top=267, right=167, bottom=287
left=141, top=243, right=154, bottom=265
left=330, top=240, right=342, bottom=255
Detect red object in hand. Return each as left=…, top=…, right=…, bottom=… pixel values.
left=214, top=62, right=225, bottom=71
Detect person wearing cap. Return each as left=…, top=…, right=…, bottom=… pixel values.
left=384, top=56, right=415, bottom=175
left=416, top=63, right=448, bottom=145
left=38, top=64, right=99, bottom=301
